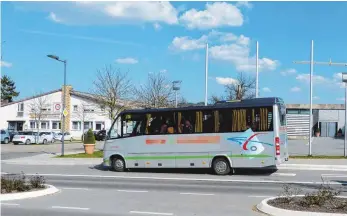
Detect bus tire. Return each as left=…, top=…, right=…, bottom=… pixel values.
left=212, top=157, right=231, bottom=175
left=111, top=156, right=125, bottom=172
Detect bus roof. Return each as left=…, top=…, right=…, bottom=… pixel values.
left=120, top=97, right=285, bottom=115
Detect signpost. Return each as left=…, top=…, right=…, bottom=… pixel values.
left=342, top=73, right=347, bottom=157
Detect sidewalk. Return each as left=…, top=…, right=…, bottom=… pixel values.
left=2, top=153, right=347, bottom=171
left=278, top=159, right=347, bottom=171
left=1, top=152, right=102, bottom=166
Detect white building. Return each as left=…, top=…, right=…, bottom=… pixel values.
left=0, top=85, right=116, bottom=139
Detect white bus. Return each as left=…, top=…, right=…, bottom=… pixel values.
left=103, top=97, right=288, bottom=175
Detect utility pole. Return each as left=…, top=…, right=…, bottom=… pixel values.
left=255, top=41, right=259, bottom=98
left=293, top=40, right=347, bottom=156
left=205, top=43, right=209, bottom=106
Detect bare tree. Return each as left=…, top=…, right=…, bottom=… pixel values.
left=92, top=65, right=133, bottom=121
left=134, top=72, right=174, bottom=108
left=28, top=94, right=50, bottom=143
left=224, top=72, right=255, bottom=100
left=73, top=102, right=95, bottom=139
left=209, top=95, right=225, bottom=104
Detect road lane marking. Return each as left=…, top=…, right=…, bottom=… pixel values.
left=1, top=203, right=20, bottom=206
left=52, top=206, right=89, bottom=211
left=248, top=195, right=272, bottom=198
left=321, top=174, right=347, bottom=178
left=62, top=187, right=90, bottom=190
left=130, top=211, right=173, bottom=215
left=270, top=173, right=296, bottom=177
left=117, top=190, right=148, bottom=193
left=180, top=192, right=214, bottom=196
left=24, top=173, right=345, bottom=185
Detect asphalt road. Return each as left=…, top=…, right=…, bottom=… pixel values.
left=3, top=174, right=347, bottom=216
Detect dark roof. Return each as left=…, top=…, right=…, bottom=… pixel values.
left=121, top=97, right=285, bottom=115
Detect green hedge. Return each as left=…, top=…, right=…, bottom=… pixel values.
left=83, top=129, right=96, bottom=144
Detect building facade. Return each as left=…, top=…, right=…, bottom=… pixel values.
left=0, top=86, right=114, bottom=139
left=286, top=104, right=345, bottom=139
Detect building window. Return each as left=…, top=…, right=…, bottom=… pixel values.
left=40, top=121, right=49, bottom=129
left=52, top=121, right=61, bottom=130
left=72, top=121, right=81, bottom=130
left=95, top=122, right=104, bottom=130
left=30, top=121, right=36, bottom=129
left=84, top=121, right=93, bottom=130
left=18, top=103, right=24, bottom=112
left=73, top=105, right=78, bottom=112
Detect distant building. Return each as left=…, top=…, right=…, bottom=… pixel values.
left=286, top=104, right=345, bottom=139
left=0, top=85, right=127, bottom=139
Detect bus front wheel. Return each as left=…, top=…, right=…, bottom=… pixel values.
left=111, top=157, right=125, bottom=172
left=212, top=157, right=231, bottom=175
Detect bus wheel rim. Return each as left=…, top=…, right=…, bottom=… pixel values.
left=115, top=159, right=124, bottom=169
left=215, top=161, right=227, bottom=173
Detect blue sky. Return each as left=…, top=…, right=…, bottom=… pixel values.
left=1, top=1, right=347, bottom=104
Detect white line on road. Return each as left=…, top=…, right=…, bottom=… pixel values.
left=52, top=206, right=90, bottom=211
left=24, top=173, right=344, bottom=185
left=130, top=211, right=173, bottom=215
left=117, top=190, right=148, bottom=193
left=1, top=203, right=20, bottom=206
left=321, top=174, right=347, bottom=178
left=248, top=195, right=272, bottom=198
left=180, top=192, right=214, bottom=196
left=62, top=187, right=90, bottom=190
left=270, top=173, right=296, bottom=177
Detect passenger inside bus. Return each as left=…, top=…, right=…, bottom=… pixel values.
left=183, top=120, right=193, bottom=134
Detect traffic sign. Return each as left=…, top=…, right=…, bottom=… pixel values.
left=63, top=109, right=69, bottom=117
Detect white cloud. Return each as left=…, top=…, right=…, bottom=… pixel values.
left=262, top=87, right=271, bottom=93
left=337, top=97, right=345, bottom=101
left=115, top=57, right=138, bottom=64
left=179, top=2, right=244, bottom=29
left=0, top=61, right=12, bottom=68
left=209, top=43, right=279, bottom=72
left=313, top=96, right=320, bottom=100
left=169, top=35, right=207, bottom=51
left=280, top=68, right=297, bottom=76
left=48, top=12, right=62, bottom=23
left=160, top=69, right=167, bottom=73
left=290, top=86, right=301, bottom=92
left=153, top=22, right=162, bottom=31
left=296, top=73, right=345, bottom=88
left=22, top=2, right=178, bottom=26
left=236, top=1, right=253, bottom=9
left=216, top=77, right=238, bottom=85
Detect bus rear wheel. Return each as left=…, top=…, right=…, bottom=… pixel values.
left=212, top=157, right=231, bottom=175
left=111, top=157, right=125, bottom=172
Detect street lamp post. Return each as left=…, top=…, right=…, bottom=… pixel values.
left=172, top=81, right=182, bottom=108
left=341, top=73, right=347, bottom=157
left=47, top=54, right=67, bottom=156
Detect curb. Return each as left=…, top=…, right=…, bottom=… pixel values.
left=257, top=196, right=347, bottom=216
left=278, top=164, right=347, bottom=171
left=0, top=184, right=59, bottom=201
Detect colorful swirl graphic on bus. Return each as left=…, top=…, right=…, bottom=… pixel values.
left=227, top=129, right=273, bottom=156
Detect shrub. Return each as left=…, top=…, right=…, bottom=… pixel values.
left=1, top=173, right=46, bottom=193
left=278, top=184, right=302, bottom=204
left=30, top=175, right=45, bottom=189
left=83, top=129, right=96, bottom=144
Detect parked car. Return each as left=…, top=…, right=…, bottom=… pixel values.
left=13, top=131, right=35, bottom=145
left=1, top=129, right=11, bottom=144
left=95, top=129, right=107, bottom=141
left=39, top=132, right=55, bottom=143
left=54, top=132, right=73, bottom=142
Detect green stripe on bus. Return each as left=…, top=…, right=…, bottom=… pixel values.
left=125, top=154, right=272, bottom=160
